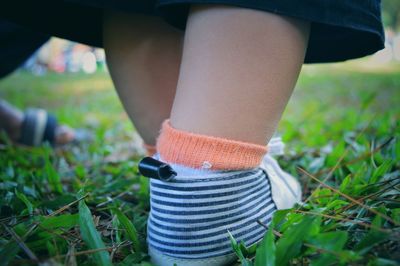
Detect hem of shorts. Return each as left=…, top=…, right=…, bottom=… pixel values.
left=156, top=0, right=385, bottom=63
left=156, top=0, right=382, bottom=32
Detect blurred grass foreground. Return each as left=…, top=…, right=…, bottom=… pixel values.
left=0, top=41, right=399, bottom=266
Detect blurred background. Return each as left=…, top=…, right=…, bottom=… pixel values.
left=21, top=40, right=107, bottom=75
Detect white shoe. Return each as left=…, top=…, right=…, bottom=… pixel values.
left=148, top=137, right=302, bottom=266
left=261, top=137, right=302, bottom=210
left=261, top=154, right=302, bottom=210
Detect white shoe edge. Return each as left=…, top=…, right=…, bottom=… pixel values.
left=261, top=154, right=302, bottom=210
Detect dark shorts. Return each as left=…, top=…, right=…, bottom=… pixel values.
left=0, top=20, right=49, bottom=78
left=0, top=0, right=384, bottom=63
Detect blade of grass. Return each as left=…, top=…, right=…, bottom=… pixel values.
left=0, top=238, right=20, bottom=266
left=49, top=194, right=89, bottom=217
left=3, top=225, right=38, bottom=263
left=50, top=242, right=132, bottom=260
left=298, top=167, right=399, bottom=226
left=314, top=137, right=394, bottom=178
left=354, top=216, right=390, bottom=254
left=40, top=214, right=79, bottom=229
left=15, top=189, right=34, bottom=215
left=78, top=194, right=112, bottom=266
left=294, top=210, right=392, bottom=233
left=21, top=194, right=88, bottom=240
left=44, top=147, right=63, bottom=194
left=112, top=208, right=141, bottom=253
left=258, top=220, right=345, bottom=258
left=275, top=216, right=316, bottom=265
left=255, top=221, right=276, bottom=266
left=228, top=231, right=252, bottom=266
left=299, top=116, right=375, bottom=208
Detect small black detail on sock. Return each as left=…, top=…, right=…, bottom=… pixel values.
left=138, top=157, right=177, bottom=182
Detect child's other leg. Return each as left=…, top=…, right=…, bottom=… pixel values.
left=103, top=12, right=183, bottom=147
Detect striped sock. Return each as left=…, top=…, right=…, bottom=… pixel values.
left=148, top=120, right=276, bottom=260
left=148, top=159, right=276, bottom=259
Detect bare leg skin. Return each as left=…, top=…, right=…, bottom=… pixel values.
left=103, top=12, right=183, bottom=146
left=171, top=5, right=310, bottom=145
left=0, top=99, right=23, bottom=141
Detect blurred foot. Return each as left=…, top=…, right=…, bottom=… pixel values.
left=54, top=124, right=76, bottom=145
left=0, top=99, right=76, bottom=146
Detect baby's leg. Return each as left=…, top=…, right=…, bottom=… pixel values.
left=148, top=5, right=309, bottom=264
left=171, top=5, right=309, bottom=145
left=103, top=12, right=183, bottom=147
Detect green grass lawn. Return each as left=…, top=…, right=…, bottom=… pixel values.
left=0, top=60, right=399, bottom=265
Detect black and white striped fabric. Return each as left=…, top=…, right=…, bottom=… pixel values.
left=147, top=165, right=276, bottom=259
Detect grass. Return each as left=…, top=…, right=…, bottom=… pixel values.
left=0, top=59, right=399, bottom=265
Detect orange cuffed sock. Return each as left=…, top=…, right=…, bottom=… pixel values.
left=156, top=119, right=268, bottom=170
